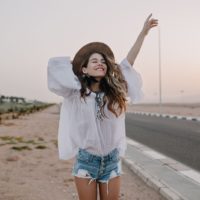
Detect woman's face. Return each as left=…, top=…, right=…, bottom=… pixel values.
left=82, top=53, right=107, bottom=79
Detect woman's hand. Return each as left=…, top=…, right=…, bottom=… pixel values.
left=142, top=14, right=158, bottom=36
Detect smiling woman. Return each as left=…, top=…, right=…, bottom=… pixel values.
left=47, top=14, right=158, bottom=200
left=72, top=43, right=129, bottom=119
left=82, top=53, right=107, bottom=81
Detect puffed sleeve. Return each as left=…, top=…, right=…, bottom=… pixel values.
left=119, top=58, right=144, bottom=103
left=47, top=56, right=81, bottom=98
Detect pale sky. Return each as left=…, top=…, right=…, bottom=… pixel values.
left=0, top=0, right=200, bottom=103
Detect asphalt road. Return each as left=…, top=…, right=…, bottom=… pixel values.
left=125, top=113, right=200, bottom=172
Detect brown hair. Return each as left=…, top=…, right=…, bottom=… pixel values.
left=77, top=52, right=128, bottom=118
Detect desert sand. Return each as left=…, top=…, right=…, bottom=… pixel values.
left=0, top=105, right=166, bottom=200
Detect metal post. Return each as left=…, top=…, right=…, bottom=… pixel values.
left=158, top=26, right=162, bottom=114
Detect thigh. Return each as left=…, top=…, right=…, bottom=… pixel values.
left=99, top=176, right=121, bottom=200
left=74, top=177, right=97, bottom=200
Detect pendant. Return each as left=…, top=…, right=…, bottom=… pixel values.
left=95, top=92, right=104, bottom=121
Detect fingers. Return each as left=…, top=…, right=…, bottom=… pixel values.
left=143, top=14, right=158, bottom=34
left=150, top=19, right=158, bottom=27
left=148, top=13, right=158, bottom=27
left=145, top=13, right=158, bottom=24
left=145, top=13, right=152, bottom=22
left=150, top=24, right=158, bottom=29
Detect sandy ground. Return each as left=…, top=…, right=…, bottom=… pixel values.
left=127, top=103, right=200, bottom=117
left=0, top=105, right=166, bottom=200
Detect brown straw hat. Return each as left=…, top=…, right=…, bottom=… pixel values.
left=72, top=42, right=115, bottom=76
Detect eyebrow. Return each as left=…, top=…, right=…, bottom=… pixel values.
left=90, top=58, right=105, bottom=61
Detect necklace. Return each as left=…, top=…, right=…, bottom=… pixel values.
left=94, top=91, right=104, bottom=121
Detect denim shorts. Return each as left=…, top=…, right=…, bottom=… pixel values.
left=72, top=148, right=121, bottom=185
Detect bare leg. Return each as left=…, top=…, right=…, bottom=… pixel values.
left=74, top=177, right=97, bottom=200
left=99, top=176, right=121, bottom=200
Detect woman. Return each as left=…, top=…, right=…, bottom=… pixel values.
left=47, top=14, right=158, bottom=200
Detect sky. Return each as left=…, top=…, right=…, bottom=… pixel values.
left=0, top=0, right=200, bottom=103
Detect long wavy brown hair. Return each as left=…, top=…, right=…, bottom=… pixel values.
left=77, top=52, right=128, bottom=118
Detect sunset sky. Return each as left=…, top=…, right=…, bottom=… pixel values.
left=0, top=0, right=199, bottom=103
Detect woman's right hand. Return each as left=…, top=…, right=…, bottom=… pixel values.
left=142, top=13, right=158, bottom=36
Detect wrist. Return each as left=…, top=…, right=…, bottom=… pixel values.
left=140, top=29, right=148, bottom=37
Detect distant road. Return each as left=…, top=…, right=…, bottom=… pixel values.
left=125, top=113, right=200, bottom=172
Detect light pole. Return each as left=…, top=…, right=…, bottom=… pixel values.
left=180, top=90, right=184, bottom=103
left=158, top=26, right=162, bottom=113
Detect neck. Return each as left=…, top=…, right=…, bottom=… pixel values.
left=90, top=82, right=101, bottom=92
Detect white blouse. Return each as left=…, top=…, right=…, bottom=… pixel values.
left=47, top=56, right=143, bottom=160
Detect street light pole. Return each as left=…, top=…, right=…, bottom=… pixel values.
left=158, top=26, right=162, bottom=114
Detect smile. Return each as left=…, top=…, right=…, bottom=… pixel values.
left=96, top=67, right=105, bottom=71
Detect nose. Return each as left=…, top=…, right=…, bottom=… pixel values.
left=97, top=62, right=103, bottom=66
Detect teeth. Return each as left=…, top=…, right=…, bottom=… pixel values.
left=97, top=68, right=103, bottom=71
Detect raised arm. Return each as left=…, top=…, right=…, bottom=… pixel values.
left=119, top=14, right=158, bottom=102
left=126, top=14, right=158, bottom=66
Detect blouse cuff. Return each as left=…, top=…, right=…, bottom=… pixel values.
left=120, top=58, right=144, bottom=103
left=47, top=56, right=81, bottom=98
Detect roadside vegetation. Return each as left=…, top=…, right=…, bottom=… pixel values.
left=0, top=95, right=55, bottom=123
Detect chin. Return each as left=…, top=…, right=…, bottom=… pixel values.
left=97, top=75, right=106, bottom=78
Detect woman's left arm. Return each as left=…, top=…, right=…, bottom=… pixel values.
left=126, top=14, right=158, bottom=66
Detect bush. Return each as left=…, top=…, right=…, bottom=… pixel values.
left=8, top=108, right=13, bottom=112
